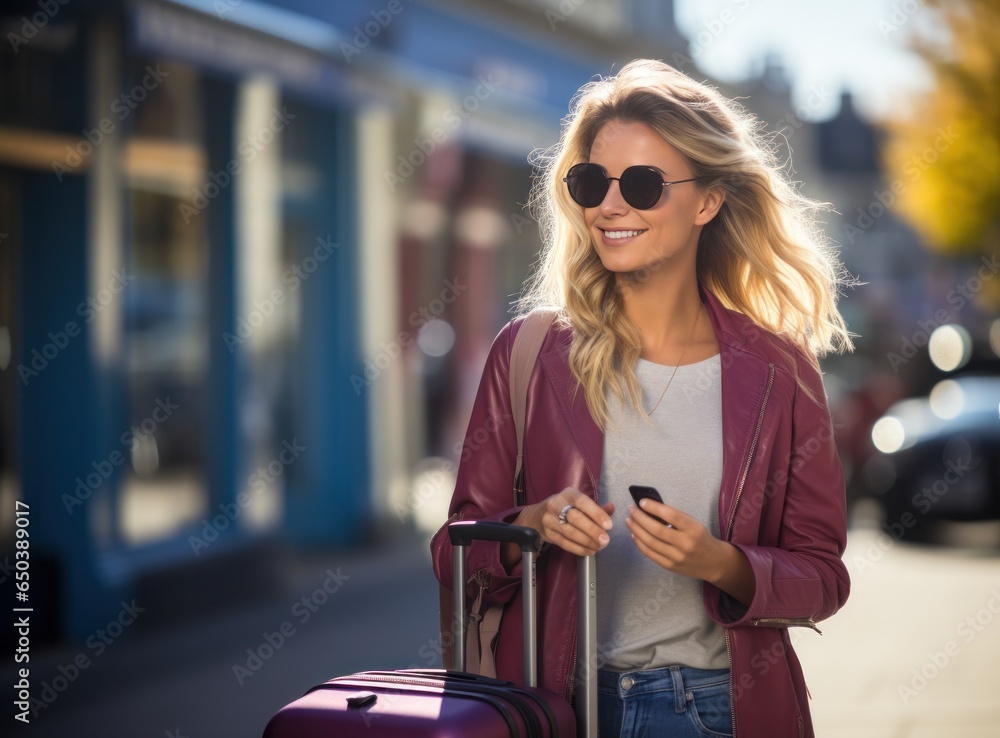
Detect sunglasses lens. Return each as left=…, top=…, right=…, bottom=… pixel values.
left=620, top=167, right=664, bottom=210
left=566, top=164, right=608, bottom=207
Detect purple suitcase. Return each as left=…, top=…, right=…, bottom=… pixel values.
left=262, top=521, right=598, bottom=737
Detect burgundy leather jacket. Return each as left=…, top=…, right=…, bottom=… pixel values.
left=430, top=285, right=850, bottom=738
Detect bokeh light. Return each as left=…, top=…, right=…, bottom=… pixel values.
left=928, top=324, right=972, bottom=372
left=929, top=379, right=965, bottom=419
left=871, top=416, right=906, bottom=454
left=417, top=318, right=456, bottom=357
left=990, top=318, right=1000, bottom=358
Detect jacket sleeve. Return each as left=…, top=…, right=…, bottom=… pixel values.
left=708, top=349, right=851, bottom=628
left=430, top=318, right=530, bottom=608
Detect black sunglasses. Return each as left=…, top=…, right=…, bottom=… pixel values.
left=563, top=163, right=702, bottom=210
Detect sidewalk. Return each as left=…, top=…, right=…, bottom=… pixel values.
left=796, top=523, right=1000, bottom=736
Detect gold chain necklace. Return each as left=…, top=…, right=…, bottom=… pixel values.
left=645, top=305, right=702, bottom=415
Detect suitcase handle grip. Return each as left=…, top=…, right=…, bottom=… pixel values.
left=448, top=520, right=541, bottom=553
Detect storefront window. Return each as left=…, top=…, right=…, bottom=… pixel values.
left=119, top=58, right=209, bottom=545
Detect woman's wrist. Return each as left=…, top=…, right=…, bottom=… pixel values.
left=513, top=503, right=540, bottom=530
left=707, top=540, right=755, bottom=606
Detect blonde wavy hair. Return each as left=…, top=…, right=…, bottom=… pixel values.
left=519, top=59, right=854, bottom=429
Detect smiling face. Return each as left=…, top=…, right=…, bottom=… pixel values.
left=582, top=119, right=722, bottom=278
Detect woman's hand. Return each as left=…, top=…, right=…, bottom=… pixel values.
left=626, top=497, right=756, bottom=605
left=510, top=488, right=615, bottom=559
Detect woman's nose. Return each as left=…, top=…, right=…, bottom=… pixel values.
left=598, top=178, right=628, bottom=215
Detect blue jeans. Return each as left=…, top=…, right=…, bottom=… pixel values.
left=598, top=666, right=733, bottom=737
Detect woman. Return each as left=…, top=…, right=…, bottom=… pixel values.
left=430, top=59, right=853, bottom=738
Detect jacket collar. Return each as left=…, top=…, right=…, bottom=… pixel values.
left=537, top=285, right=774, bottom=509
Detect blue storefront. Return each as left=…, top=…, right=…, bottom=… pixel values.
left=3, top=0, right=376, bottom=640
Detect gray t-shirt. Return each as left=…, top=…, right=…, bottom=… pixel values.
left=596, top=354, right=728, bottom=671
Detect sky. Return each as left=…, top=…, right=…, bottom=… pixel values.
left=673, top=0, right=944, bottom=123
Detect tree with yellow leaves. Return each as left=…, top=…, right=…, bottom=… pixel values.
left=883, top=0, right=1000, bottom=277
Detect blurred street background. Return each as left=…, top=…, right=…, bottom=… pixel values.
left=0, top=0, right=998, bottom=735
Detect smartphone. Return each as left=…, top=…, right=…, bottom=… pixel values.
left=628, top=485, right=672, bottom=527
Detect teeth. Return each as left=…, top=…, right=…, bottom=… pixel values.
left=604, top=230, right=644, bottom=239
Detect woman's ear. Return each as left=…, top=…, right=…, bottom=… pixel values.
left=694, top=187, right=726, bottom=226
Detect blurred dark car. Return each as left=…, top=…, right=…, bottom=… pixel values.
left=867, top=375, right=1000, bottom=543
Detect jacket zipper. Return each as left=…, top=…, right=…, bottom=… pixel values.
left=724, top=362, right=775, bottom=738
left=725, top=363, right=775, bottom=540
left=567, top=639, right=577, bottom=700
left=751, top=617, right=822, bottom=634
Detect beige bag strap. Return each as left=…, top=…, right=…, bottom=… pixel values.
left=475, top=605, right=504, bottom=678
left=465, top=571, right=487, bottom=675
left=462, top=309, right=557, bottom=679
left=509, top=309, right=557, bottom=507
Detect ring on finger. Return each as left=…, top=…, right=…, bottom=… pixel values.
left=557, top=504, right=575, bottom=525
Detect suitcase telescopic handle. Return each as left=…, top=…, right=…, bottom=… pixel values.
left=448, top=521, right=541, bottom=687
left=448, top=521, right=597, bottom=738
